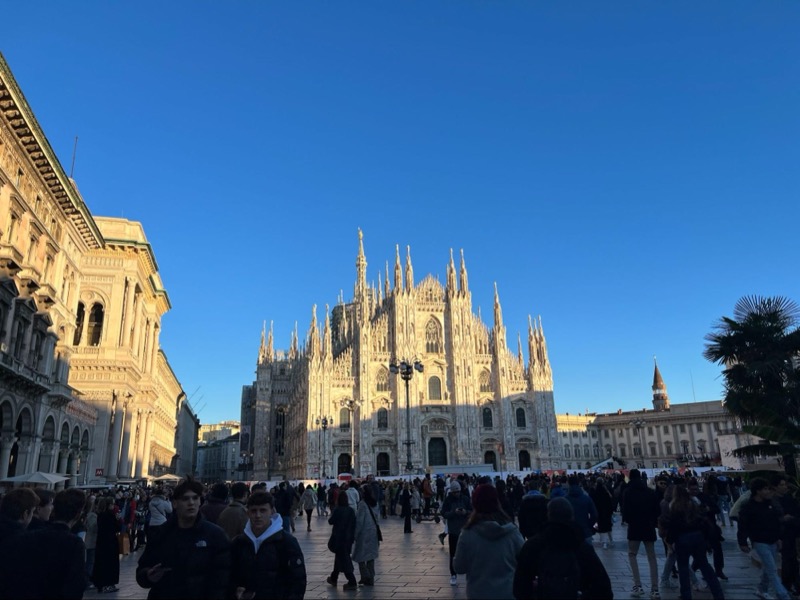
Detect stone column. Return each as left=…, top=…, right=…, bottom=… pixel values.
left=0, top=434, right=17, bottom=479
left=126, top=407, right=139, bottom=476
left=141, top=412, right=155, bottom=478
left=0, top=301, right=15, bottom=349
left=68, top=451, right=79, bottom=488
left=56, top=449, right=70, bottom=490
left=107, top=399, right=125, bottom=479
left=47, top=442, right=59, bottom=473
left=121, top=278, right=136, bottom=347
left=138, top=318, right=150, bottom=363
left=16, top=437, right=33, bottom=475
left=134, top=410, right=148, bottom=478
left=119, top=402, right=134, bottom=479
left=146, top=325, right=159, bottom=373
left=131, top=309, right=143, bottom=358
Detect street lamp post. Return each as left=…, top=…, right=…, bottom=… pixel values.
left=389, top=358, right=424, bottom=473
left=315, top=416, right=333, bottom=478
left=629, top=418, right=646, bottom=467
left=340, top=400, right=359, bottom=476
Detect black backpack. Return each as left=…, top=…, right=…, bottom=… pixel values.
left=534, top=547, right=581, bottom=599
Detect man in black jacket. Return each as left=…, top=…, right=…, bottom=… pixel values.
left=230, top=491, right=306, bottom=599
left=441, top=480, right=472, bottom=587
left=137, top=477, right=230, bottom=599
left=1, top=488, right=86, bottom=600
left=738, top=477, right=791, bottom=600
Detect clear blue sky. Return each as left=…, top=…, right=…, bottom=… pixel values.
left=3, top=3, right=799, bottom=424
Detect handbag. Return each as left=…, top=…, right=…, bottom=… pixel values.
left=117, top=532, right=130, bottom=555
left=366, top=504, right=383, bottom=543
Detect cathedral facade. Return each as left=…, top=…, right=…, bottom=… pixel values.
left=241, top=232, right=560, bottom=480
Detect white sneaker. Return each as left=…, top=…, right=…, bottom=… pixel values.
left=632, top=585, right=644, bottom=597
left=450, top=576, right=457, bottom=586
left=692, top=582, right=709, bottom=592
left=602, top=541, right=608, bottom=549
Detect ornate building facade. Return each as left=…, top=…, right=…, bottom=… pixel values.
left=241, top=231, right=560, bottom=480
left=556, top=362, right=733, bottom=471
left=0, top=52, right=192, bottom=484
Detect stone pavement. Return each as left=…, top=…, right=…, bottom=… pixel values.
left=86, top=513, right=772, bottom=599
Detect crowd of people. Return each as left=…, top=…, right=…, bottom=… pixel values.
left=0, top=467, right=795, bottom=599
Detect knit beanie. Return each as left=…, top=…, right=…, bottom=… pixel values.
left=472, top=484, right=499, bottom=514
left=547, top=497, right=574, bottom=523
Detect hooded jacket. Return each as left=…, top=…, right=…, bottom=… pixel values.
left=566, top=485, right=598, bottom=539
left=453, top=520, right=524, bottom=600
left=513, top=521, right=613, bottom=599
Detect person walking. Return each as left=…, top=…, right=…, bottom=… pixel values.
left=565, top=475, right=598, bottom=545
left=738, top=477, right=791, bottom=600
left=218, top=482, right=250, bottom=541
left=84, top=496, right=98, bottom=590
left=352, top=485, right=380, bottom=586
left=316, top=484, right=327, bottom=517
left=591, top=477, right=615, bottom=549
left=94, top=496, right=122, bottom=593
left=326, top=492, right=358, bottom=591
left=660, top=485, right=724, bottom=600
left=300, top=485, right=316, bottom=532
left=453, top=484, right=524, bottom=599
left=513, top=497, right=613, bottom=599
left=441, top=479, right=472, bottom=587
left=147, top=487, right=172, bottom=546
left=622, top=469, right=661, bottom=599
left=399, top=482, right=412, bottom=533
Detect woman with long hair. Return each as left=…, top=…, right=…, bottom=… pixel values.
left=590, top=477, right=614, bottom=549
left=662, top=485, right=724, bottom=600
left=352, top=485, right=380, bottom=586
left=327, top=492, right=358, bottom=591
left=453, top=484, right=524, bottom=599
left=93, top=496, right=120, bottom=593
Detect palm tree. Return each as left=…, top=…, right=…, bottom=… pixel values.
left=704, top=295, right=800, bottom=477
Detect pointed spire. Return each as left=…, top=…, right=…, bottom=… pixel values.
left=258, top=320, right=268, bottom=364
left=289, top=321, right=299, bottom=360
left=517, top=332, right=524, bottom=366
left=537, top=316, right=549, bottom=365
left=385, top=261, right=390, bottom=298
left=405, top=245, right=414, bottom=289
left=459, top=249, right=469, bottom=293
left=355, top=228, right=367, bottom=301
left=266, top=320, right=274, bottom=361
left=307, top=305, right=320, bottom=358
left=394, top=244, right=403, bottom=292
left=527, top=315, right=536, bottom=368
left=493, top=282, right=504, bottom=328
left=652, top=356, right=670, bottom=411
left=323, top=304, right=332, bottom=357
left=377, top=271, right=383, bottom=303
left=446, top=248, right=456, bottom=292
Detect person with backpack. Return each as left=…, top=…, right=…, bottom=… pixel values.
left=513, top=497, right=613, bottom=599
left=622, top=468, right=661, bottom=598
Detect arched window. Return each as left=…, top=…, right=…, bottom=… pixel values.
left=649, top=442, right=657, bottom=456
left=518, top=450, right=531, bottom=469
left=665, top=442, right=673, bottom=455
left=274, top=410, right=285, bottom=456
left=574, top=444, right=580, bottom=458
left=564, top=444, right=571, bottom=458
left=482, top=407, right=493, bottom=428
left=479, top=371, right=491, bottom=393
left=87, top=303, right=104, bottom=346
left=619, top=445, right=626, bottom=458
left=339, top=407, right=351, bottom=430
left=483, top=450, right=497, bottom=470
left=73, top=302, right=85, bottom=345
left=376, top=369, right=389, bottom=392
left=515, top=407, right=526, bottom=428
left=428, top=376, right=442, bottom=400
left=593, top=444, right=600, bottom=458
left=377, top=408, right=388, bottom=429
left=425, top=318, right=443, bottom=354
left=583, top=444, right=590, bottom=457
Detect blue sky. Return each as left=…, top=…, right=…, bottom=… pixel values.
left=3, top=3, right=799, bottom=424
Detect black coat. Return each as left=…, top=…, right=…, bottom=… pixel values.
left=590, top=486, right=615, bottom=534
left=517, top=493, right=549, bottom=539
left=327, top=506, right=356, bottom=553
left=136, top=515, right=230, bottom=599
left=94, top=510, right=120, bottom=587
left=230, top=529, right=307, bottom=599
left=0, top=521, right=86, bottom=600
left=621, top=480, right=659, bottom=541
left=513, top=521, right=613, bottom=600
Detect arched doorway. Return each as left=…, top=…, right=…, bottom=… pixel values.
left=428, top=438, right=447, bottom=466
left=484, top=451, right=497, bottom=470
left=518, top=450, right=531, bottom=470
left=376, top=453, right=390, bottom=476
left=337, top=453, right=352, bottom=475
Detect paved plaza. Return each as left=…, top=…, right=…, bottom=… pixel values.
left=87, top=513, right=771, bottom=599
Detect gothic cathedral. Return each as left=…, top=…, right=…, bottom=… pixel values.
left=240, top=231, right=560, bottom=479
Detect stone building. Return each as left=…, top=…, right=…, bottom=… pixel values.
left=241, top=231, right=560, bottom=480
left=197, top=433, right=239, bottom=484
left=0, top=52, right=186, bottom=484
left=556, top=361, right=733, bottom=471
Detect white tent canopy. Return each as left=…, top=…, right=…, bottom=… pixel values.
left=1, top=472, right=70, bottom=485
left=151, top=473, right=181, bottom=482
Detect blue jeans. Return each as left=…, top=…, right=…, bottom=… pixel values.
left=674, top=531, right=724, bottom=600
left=753, top=542, right=791, bottom=600
left=282, top=514, right=292, bottom=534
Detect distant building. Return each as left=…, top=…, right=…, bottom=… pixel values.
left=174, top=394, right=200, bottom=477
left=241, top=231, right=560, bottom=480
left=199, top=420, right=240, bottom=443
left=556, top=361, right=733, bottom=471
left=197, top=433, right=239, bottom=483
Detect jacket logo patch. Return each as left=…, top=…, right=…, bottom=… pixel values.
left=195, top=540, right=207, bottom=547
